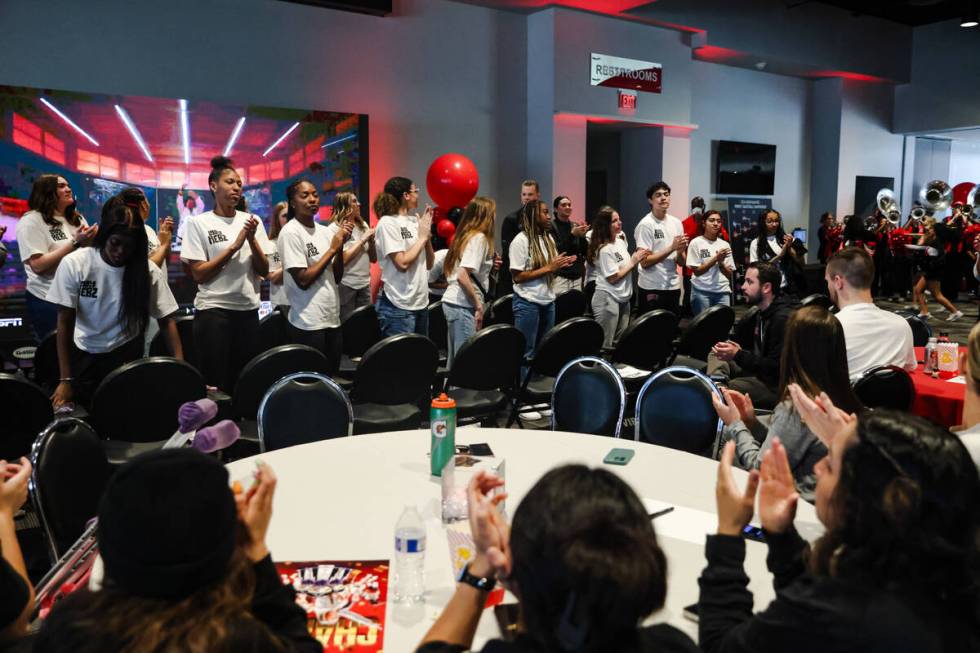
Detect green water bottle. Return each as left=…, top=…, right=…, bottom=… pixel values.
left=430, top=393, right=456, bottom=477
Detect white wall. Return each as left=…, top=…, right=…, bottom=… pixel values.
left=950, top=141, right=980, bottom=187
left=689, top=60, right=811, bottom=229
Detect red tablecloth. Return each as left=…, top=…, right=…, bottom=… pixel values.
left=910, top=346, right=965, bottom=427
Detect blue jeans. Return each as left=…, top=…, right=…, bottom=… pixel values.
left=442, top=301, right=475, bottom=368
left=26, top=291, right=59, bottom=343
left=376, top=292, right=428, bottom=338
left=690, top=288, right=731, bottom=316
left=512, top=294, right=555, bottom=378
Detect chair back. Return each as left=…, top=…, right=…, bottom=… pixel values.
left=31, top=418, right=111, bottom=562
left=898, top=311, right=932, bottom=347
left=530, top=317, right=604, bottom=377
left=0, top=373, right=53, bottom=460
left=555, top=289, right=586, bottom=324
left=611, top=309, right=678, bottom=370
left=232, top=344, right=332, bottom=420
left=552, top=356, right=625, bottom=437
left=428, top=301, right=448, bottom=353
left=484, top=294, right=514, bottom=326
left=32, top=331, right=59, bottom=392
left=257, top=309, right=288, bottom=353
left=353, top=334, right=439, bottom=405
left=732, top=305, right=760, bottom=349
left=675, top=304, right=735, bottom=361
left=342, top=304, right=382, bottom=358
left=635, top=366, right=723, bottom=456
left=258, top=372, right=353, bottom=452
left=448, top=325, right=525, bottom=391
left=149, top=314, right=195, bottom=362
left=853, top=365, right=916, bottom=411
left=91, top=357, right=207, bottom=443
left=800, top=294, right=833, bottom=310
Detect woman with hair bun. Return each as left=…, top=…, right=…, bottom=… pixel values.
left=418, top=465, right=699, bottom=653
left=179, top=156, right=269, bottom=391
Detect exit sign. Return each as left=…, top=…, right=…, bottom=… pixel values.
left=618, top=91, right=637, bottom=110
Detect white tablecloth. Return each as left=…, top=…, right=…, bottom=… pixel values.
left=226, top=427, right=822, bottom=651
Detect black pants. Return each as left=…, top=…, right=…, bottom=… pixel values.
left=72, top=336, right=144, bottom=407
left=638, top=288, right=681, bottom=316
left=193, top=307, right=259, bottom=392
left=286, top=323, right=342, bottom=376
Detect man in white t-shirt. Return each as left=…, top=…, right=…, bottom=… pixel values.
left=827, top=247, right=916, bottom=381
left=634, top=181, right=687, bottom=315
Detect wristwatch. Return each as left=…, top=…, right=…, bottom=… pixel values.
left=457, top=562, right=496, bottom=592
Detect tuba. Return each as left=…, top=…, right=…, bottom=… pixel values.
left=876, top=188, right=902, bottom=226
left=918, top=180, right=953, bottom=213
left=967, top=184, right=979, bottom=223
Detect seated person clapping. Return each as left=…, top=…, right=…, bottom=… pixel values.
left=711, top=305, right=863, bottom=501
left=418, top=466, right=699, bottom=653
left=698, top=399, right=980, bottom=653
left=0, top=458, right=34, bottom=652
left=35, top=449, right=320, bottom=653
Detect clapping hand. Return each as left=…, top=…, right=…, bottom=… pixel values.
left=158, top=216, right=174, bottom=247
left=418, top=206, right=434, bottom=240
left=0, top=457, right=31, bottom=517
left=715, top=441, right=759, bottom=536
left=672, top=235, right=689, bottom=252
left=758, top=439, right=798, bottom=535
left=788, top=383, right=855, bottom=447
left=549, top=253, right=577, bottom=272
left=467, top=471, right=511, bottom=579
left=631, top=248, right=650, bottom=265
left=711, top=388, right=740, bottom=426
left=234, top=461, right=277, bottom=562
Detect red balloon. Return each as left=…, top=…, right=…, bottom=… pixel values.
left=436, top=218, right=456, bottom=239
left=426, top=153, right=479, bottom=209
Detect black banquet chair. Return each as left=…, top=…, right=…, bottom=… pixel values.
left=634, top=366, right=724, bottom=458
left=483, top=294, right=514, bottom=326
left=338, top=304, right=383, bottom=377
left=31, top=417, right=112, bottom=563
left=257, top=372, right=353, bottom=452
left=609, top=309, right=679, bottom=391
left=232, top=344, right=332, bottom=421
left=31, top=330, right=59, bottom=393
left=89, top=357, right=207, bottom=465
left=897, top=311, right=931, bottom=348
left=552, top=356, right=625, bottom=437
left=257, top=309, right=288, bottom=354
left=853, top=365, right=916, bottom=411
left=0, top=372, right=54, bottom=461
left=428, top=300, right=449, bottom=365
left=445, top=325, right=525, bottom=425
left=149, top=313, right=196, bottom=363
left=507, top=317, right=604, bottom=427
left=555, top=289, right=586, bottom=325
left=670, top=304, right=735, bottom=370
left=800, top=293, right=833, bottom=310
left=350, top=334, right=439, bottom=435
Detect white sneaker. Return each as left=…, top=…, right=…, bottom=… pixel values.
left=936, top=306, right=948, bottom=314
left=521, top=410, right=542, bottom=421
left=540, top=408, right=553, bottom=417
left=946, top=311, right=964, bottom=321
left=918, top=313, right=931, bottom=320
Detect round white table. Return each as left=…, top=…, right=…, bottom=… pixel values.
left=226, top=427, right=822, bottom=651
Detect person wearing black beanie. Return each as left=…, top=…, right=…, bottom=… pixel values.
left=35, top=448, right=319, bottom=653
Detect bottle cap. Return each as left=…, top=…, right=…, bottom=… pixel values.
left=431, top=392, right=456, bottom=409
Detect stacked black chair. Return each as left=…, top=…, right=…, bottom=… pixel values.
left=609, top=309, right=679, bottom=391
left=31, top=417, right=112, bottom=562
left=90, top=357, right=207, bottom=466
left=555, top=289, right=586, bottom=325
left=507, top=317, right=604, bottom=427
left=552, top=356, right=625, bottom=437
left=853, top=365, right=916, bottom=411
left=670, top=304, right=735, bottom=371
left=0, top=373, right=53, bottom=461
left=445, top=325, right=525, bottom=425
left=800, top=293, right=833, bottom=310
left=338, top=304, right=383, bottom=377
left=484, top=294, right=514, bottom=326
left=635, top=366, right=724, bottom=458
left=32, top=331, right=59, bottom=393
left=896, top=311, right=931, bottom=348
left=258, top=372, right=353, bottom=452
left=351, top=334, right=439, bottom=434
left=257, top=309, right=288, bottom=354
left=149, top=313, right=196, bottom=362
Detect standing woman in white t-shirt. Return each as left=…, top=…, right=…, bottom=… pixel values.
left=373, top=177, right=434, bottom=337
left=15, top=174, right=98, bottom=341
left=180, top=156, right=269, bottom=392
left=333, top=192, right=376, bottom=322
left=686, top=210, right=735, bottom=316
left=441, top=197, right=496, bottom=364
left=265, top=201, right=290, bottom=315
left=587, top=206, right=648, bottom=349
left=749, top=209, right=795, bottom=290
left=279, top=180, right=352, bottom=374
left=47, top=200, right=181, bottom=409
left=510, top=200, right=577, bottom=375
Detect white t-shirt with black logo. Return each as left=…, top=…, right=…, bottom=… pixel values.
left=686, top=236, right=735, bottom=294
left=585, top=230, right=627, bottom=284
left=47, top=247, right=178, bottom=353
left=509, top=232, right=556, bottom=305
left=428, top=249, right=449, bottom=298
left=341, top=222, right=372, bottom=290
left=443, top=234, right=492, bottom=309
left=144, top=222, right=168, bottom=277
left=375, top=214, right=429, bottom=310
left=594, top=238, right=633, bottom=302
left=179, top=211, right=270, bottom=311
left=634, top=212, right=683, bottom=291
left=749, top=235, right=789, bottom=288
left=15, top=210, right=89, bottom=299
left=265, top=238, right=287, bottom=306
left=280, top=219, right=342, bottom=330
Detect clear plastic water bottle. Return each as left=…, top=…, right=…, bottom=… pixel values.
left=392, top=505, right=426, bottom=603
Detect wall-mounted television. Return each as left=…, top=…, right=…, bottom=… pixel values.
left=715, top=140, right=776, bottom=196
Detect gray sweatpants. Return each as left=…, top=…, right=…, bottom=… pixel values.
left=591, top=289, right=630, bottom=349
